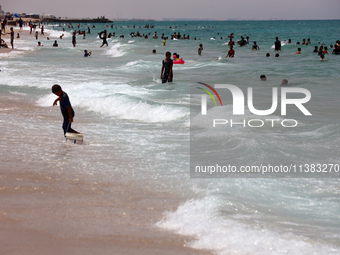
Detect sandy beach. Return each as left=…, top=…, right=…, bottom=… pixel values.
left=0, top=23, right=211, bottom=254
left=0, top=92, right=211, bottom=254
left=1, top=25, right=209, bottom=255
left=1, top=17, right=339, bottom=255
left=1, top=20, right=41, bottom=52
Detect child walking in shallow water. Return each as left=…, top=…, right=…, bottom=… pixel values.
left=160, top=51, right=173, bottom=84
left=52, top=84, right=80, bottom=135
left=198, top=44, right=203, bottom=55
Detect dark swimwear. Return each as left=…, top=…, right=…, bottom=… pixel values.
left=275, top=41, right=281, bottom=51
left=162, top=59, right=173, bottom=83
left=60, top=92, right=75, bottom=134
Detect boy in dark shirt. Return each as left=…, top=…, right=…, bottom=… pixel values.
left=160, top=51, right=173, bottom=83
left=52, top=84, right=80, bottom=135
left=274, top=37, right=281, bottom=51
left=72, top=32, right=76, bottom=47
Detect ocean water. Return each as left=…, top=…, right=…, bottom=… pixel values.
left=1, top=20, right=340, bottom=254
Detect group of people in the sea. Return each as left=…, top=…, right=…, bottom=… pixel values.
left=1, top=20, right=339, bottom=82
left=1, top=20, right=339, bottom=137
left=223, top=34, right=339, bottom=60
left=5, top=19, right=339, bottom=57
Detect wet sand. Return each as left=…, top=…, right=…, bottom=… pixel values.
left=0, top=23, right=212, bottom=255
left=0, top=94, right=211, bottom=254
left=0, top=48, right=17, bottom=53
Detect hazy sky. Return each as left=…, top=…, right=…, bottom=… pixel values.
left=2, top=0, right=339, bottom=20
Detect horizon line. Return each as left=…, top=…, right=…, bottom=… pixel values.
left=43, top=17, right=340, bottom=22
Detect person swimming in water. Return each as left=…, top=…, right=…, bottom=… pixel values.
left=173, top=53, right=180, bottom=61
left=320, top=54, right=328, bottom=61
left=252, top=41, right=260, bottom=50
left=281, top=79, right=288, bottom=86
left=84, top=50, right=92, bottom=57
left=228, top=38, right=235, bottom=46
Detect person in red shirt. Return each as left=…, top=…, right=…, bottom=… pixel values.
left=225, top=45, right=235, bottom=58
left=323, top=47, right=328, bottom=54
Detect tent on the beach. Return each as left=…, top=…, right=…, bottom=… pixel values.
left=12, top=13, right=21, bottom=18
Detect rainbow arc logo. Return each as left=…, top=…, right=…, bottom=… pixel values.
left=197, top=82, right=223, bottom=106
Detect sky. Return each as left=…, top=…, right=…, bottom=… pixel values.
left=1, top=0, right=340, bottom=20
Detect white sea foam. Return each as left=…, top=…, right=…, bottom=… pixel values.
left=76, top=95, right=186, bottom=123
left=121, top=60, right=158, bottom=72
left=0, top=50, right=26, bottom=59
left=103, top=42, right=126, bottom=57
left=46, top=29, right=72, bottom=39
left=125, top=60, right=147, bottom=67
left=157, top=197, right=339, bottom=255
left=37, top=82, right=187, bottom=123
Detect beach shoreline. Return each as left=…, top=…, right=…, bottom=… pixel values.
left=1, top=25, right=28, bottom=52
left=0, top=92, right=211, bottom=255
left=1, top=22, right=49, bottom=52
left=1, top=18, right=339, bottom=255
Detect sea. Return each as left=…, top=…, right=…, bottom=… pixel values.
left=1, top=19, right=340, bottom=254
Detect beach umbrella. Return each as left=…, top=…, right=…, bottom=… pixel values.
left=12, top=13, right=21, bottom=18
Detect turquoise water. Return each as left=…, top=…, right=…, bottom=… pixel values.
left=1, top=19, right=340, bottom=254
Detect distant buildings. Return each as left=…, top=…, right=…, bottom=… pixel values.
left=0, top=8, right=41, bottom=20
left=24, top=13, right=41, bottom=19
left=0, top=5, right=5, bottom=16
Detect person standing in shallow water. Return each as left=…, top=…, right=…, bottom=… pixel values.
left=198, top=44, right=203, bottom=55
left=7, top=27, right=15, bottom=49
left=252, top=41, right=260, bottom=50
left=274, top=37, right=281, bottom=51
left=160, top=51, right=173, bottom=84
left=100, top=30, right=108, bottom=47
left=225, top=45, right=235, bottom=58
left=72, top=32, right=76, bottom=47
